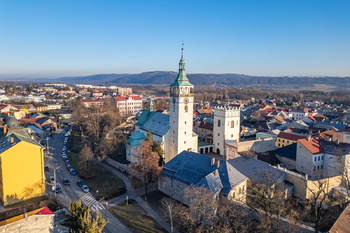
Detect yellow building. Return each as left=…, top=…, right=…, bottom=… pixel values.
left=275, top=132, right=306, bottom=148
left=0, top=108, right=46, bottom=206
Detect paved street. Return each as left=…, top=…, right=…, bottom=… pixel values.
left=44, top=127, right=131, bottom=233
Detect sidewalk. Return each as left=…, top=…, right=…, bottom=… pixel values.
left=95, top=159, right=176, bottom=233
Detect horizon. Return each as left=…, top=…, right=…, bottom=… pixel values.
left=1, top=0, right=349, bottom=78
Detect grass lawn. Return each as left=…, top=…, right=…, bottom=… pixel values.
left=141, top=190, right=169, bottom=216
left=109, top=199, right=167, bottom=233
left=68, top=135, right=126, bottom=200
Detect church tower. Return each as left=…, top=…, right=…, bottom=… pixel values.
left=213, top=106, right=240, bottom=158
left=169, top=48, right=197, bottom=160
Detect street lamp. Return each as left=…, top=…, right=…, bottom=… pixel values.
left=54, top=166, right=61, bottom=197
left=44, top=137, right=50, bottom=155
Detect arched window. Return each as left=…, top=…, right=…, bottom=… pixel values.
left=185, top=87, right=188, bottom=94
left=236, top=120, right=239, bottom=125
left=185, top=105, right=188, bottom=112
left=173, top=88, right=176, bottom=94
left=231, top=120, right=234, bottom=128
left=218, top=120, right=221, bottom=127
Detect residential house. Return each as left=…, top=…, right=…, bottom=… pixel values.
left=289, top=109, right=308, bottom=121
left=0, top=109, right=46, bottom=206
left=275, top=132, right=307, bottom=148
left=193, top=121, right=213, bottom=139
left=35, top=105, right=48, bottom=112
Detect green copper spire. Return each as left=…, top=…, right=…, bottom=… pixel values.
left=170, top=45, right=193, bottom=87
left=149, top=98, right=154, bottom=112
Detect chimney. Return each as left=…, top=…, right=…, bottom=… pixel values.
left=305, top=174, right=308, bottom=180
left=187, top=148, right=192, bottom=153
left=10, top=137, right=14, bottom=144
left=24, top=211, right=27, bottom=218
left=307, top=135, right=311, bottom=141
left=216, top=159, right=220, bottom=168
left=214, top=170, right=217, bottom=176
left=211, top=158, right=215, bottom=166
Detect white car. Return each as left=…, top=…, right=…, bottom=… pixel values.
left=65, top=133, right=69, bottom=137
left=62, top=154, right=67, bottom=159
left=82, top=185, right=89, bottom=193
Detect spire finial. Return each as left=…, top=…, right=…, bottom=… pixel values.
left=181, top=41, right=184, bottom=58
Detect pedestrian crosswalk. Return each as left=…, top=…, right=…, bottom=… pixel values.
left=81, top=192, right=106, bottom=212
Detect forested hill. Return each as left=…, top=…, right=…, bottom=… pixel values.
left=111, top=72, right=350, bottom=88
left=45, top=72, right=350, bottom=89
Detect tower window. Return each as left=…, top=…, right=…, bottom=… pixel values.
left=218, top=120, right=221, bottom=127
left=185, top=121, right=186, bottom=124
left=231, top=120, right=234, bottom=128
left=231, top=134, right=233, bottom=137
left=185, top=105, right=188, bottom=112
left=173, top=131, right=174, bottom=134
left=184, top=141, right=186, bottom=144
left=218, top=133, right=220, bottom=136
left=236, top=120, right=239, bottom=125
left=184, top=131, right=186, bottom=134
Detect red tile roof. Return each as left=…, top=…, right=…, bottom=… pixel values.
left=277, top=132, right=307, bottom=141
left=35, top=207, right=54, bottom=215
left=113, top=96, right=142, bottom=101
left=19, top=118, right=39, bottom=123
left=299, top=138, right=324, bottom=154
left=198, top=122, right=213, bottom=131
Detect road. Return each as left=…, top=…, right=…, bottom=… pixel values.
left=44, top=127, right=131, bottom=233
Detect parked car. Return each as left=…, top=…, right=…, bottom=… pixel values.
left=63, top=178, right=70, bottom=186
left=62, top=146, right=67, bottom=151
left=62, top=154, right=67, bottom=159
left=82, top=185, right=89, bottom=193
left=77, top=180, right=84, bottom=187
left=67, top=164, right=72, bottom=171
left=65, top=160, right=70, bottom=165
left=65, top=133, right=69, bottom=137
left=44, top=166, right=49, bottom=172
left=50, top=176, right=55, bottom=183
left=61, top=149, right=66, bottom=154
left=55, top=184, right=62, bottom=193
left=70, top=169, right=77, bottom=175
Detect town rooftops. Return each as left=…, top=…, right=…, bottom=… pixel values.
left=277, top=132, right=307, bottom=141
left=113, top=96, right=142, bottom=101
left=299, top=138, right=324, bottom=154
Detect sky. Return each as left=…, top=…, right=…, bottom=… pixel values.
left=1, top=0, right=350, bottom=79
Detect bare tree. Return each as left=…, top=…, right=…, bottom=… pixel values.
left=78, top=144, right=94, bottom=170
left=161, top=197, right=178, bottom=233
left=247, top=169, right=289, bottom=232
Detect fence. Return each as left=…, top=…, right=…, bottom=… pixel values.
left=104, top=155, right=144, bottom=180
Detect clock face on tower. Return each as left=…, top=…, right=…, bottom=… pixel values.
left=184, top=98, right=189, bottom=104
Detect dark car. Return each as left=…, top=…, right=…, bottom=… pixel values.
left=44, top=166, right=49, bottom=172
left=77, top=180, right=84, bottom=187
left=67, top=164, right=72, bottom=171
left=63, top=178, right=70, bottom=186
left=55, top=184, right=62, bottom=193
left=65, top=160, right=70, bottom=165
left=70, top=168, right=77, bottom=175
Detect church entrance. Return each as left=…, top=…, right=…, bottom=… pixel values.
left=217, top=148, right=220, bottom=154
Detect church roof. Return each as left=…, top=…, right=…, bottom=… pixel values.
left=127, top=133, right=145, bottom=147
left=135, top=110, right=157, bottom=127
left=162, top=151, right=285, bottom=195
left=140, top=112, right=170, bottom=137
